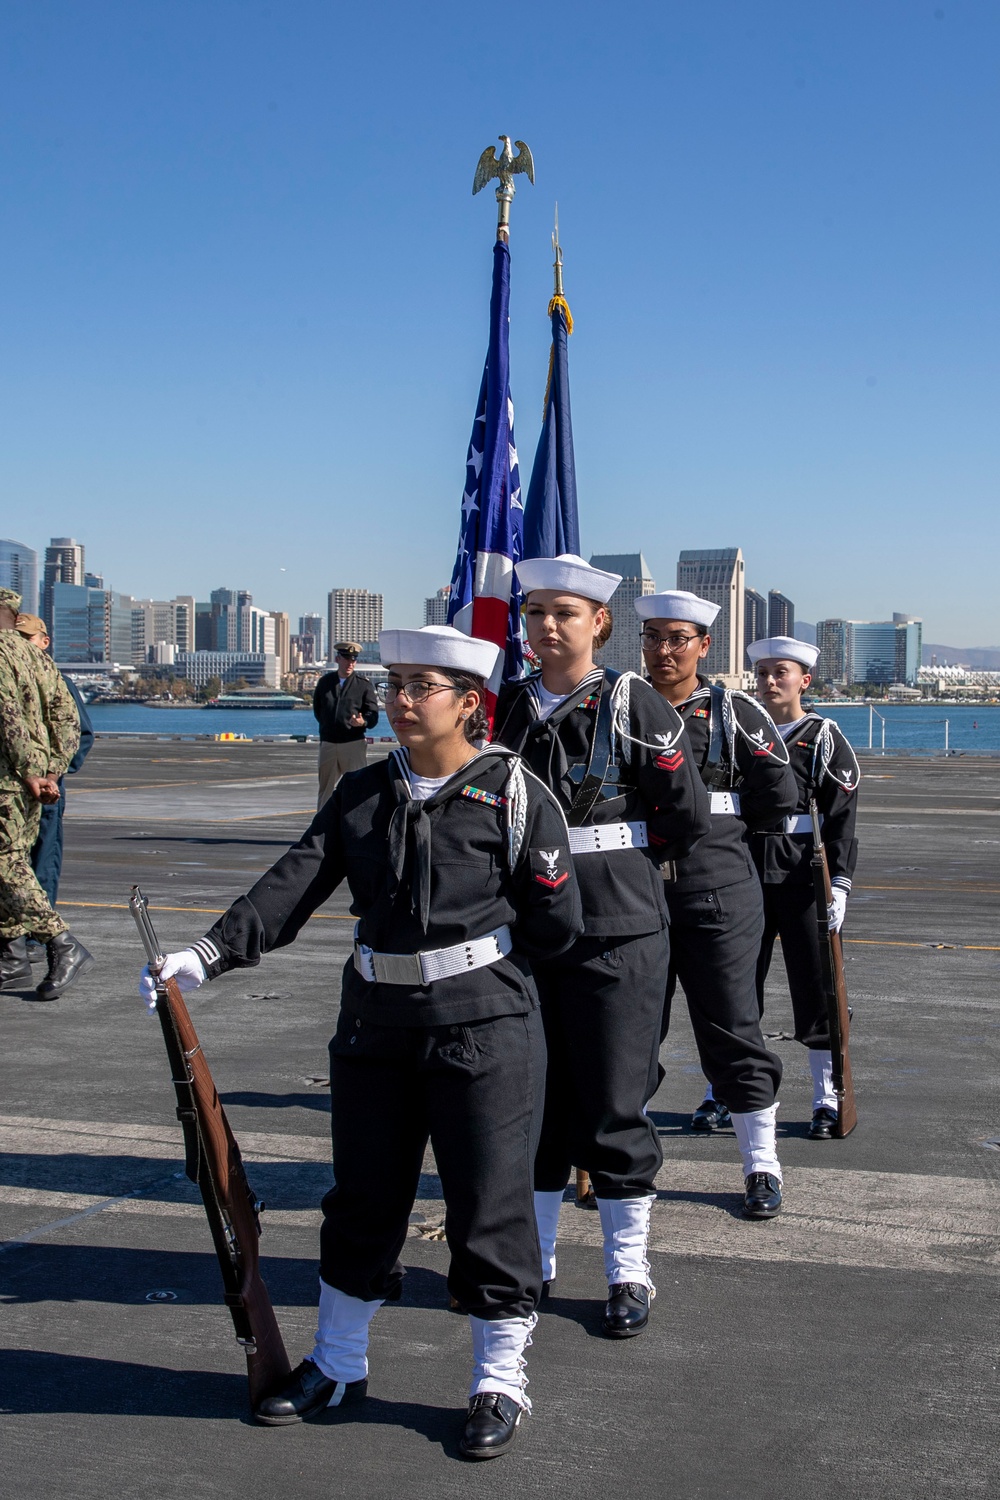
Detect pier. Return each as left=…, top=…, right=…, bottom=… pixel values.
left=2, top=741, right=999, bottom=1498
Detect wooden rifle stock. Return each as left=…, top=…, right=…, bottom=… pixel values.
left=130, top=888, right=290, bottom=1408
left=808, top=803, right=857, bottom=1137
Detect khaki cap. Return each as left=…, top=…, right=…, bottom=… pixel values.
left=334, top=641, right=362, bottom=657
left=16, top=612, right=48, bottom=637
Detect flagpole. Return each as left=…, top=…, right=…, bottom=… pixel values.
left=472, top=135, right=535, bottom=242
left=553, top=203, right=564, bottom=296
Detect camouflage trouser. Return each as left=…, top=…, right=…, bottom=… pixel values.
left=0, top=786, right=68, bottom=942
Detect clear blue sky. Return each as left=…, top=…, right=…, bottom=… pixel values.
left=2, top=1, right=997, bottom=644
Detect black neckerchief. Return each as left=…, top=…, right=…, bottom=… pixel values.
left=385, top=748, right=501, bottom=933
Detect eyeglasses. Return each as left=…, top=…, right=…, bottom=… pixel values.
left=639, top=630, right=702, bottom=653
left=379, top=680, right=460, bottom=705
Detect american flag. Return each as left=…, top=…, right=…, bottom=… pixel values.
left=447, top=239, right=524, bottom=711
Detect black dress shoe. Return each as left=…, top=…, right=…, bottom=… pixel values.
left=254, top=1359, right=368, bottom=1425
left=602, top=1281, right=652, bottom=1338
left=808, top=1107, right=839, bottom=1140
left=0, top=938, right=32, bottom=991
left=691, top=1098, right=731, bottom=1133
left=459, top=1392, right=523, bottom=1460
left=35, top=931, right=95, bottom=1000
left=743, top=1172, right=782, bottom=1219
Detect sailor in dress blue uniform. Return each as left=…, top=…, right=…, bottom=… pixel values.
left=747, top=636, right=861, bottom=1140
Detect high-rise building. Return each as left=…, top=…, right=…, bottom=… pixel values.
left=50, top=583, right=133, bottom=664
left=816, top=619, right=849, bottom=685
left=328, top=588, right=383, bottom=651
left=270, top=612, right=290, bottom=677
left=130, top=596, right=196, bottom=665
left=768, top=590, right=795, bottom=638
left=198, top=588, right=260, bottom=653
left=589, top=553, right=655, bottom=677
left=290, top=633, right=316, bottom=667
left=744, top=588, right=767, bottom=661
left=42, top=538, right=86, bottom=623
left=0, top=539, right=39, bottom=615
left=676, top=547, right=745, bottom=681
left=842, top=614, right=923, bottom=687
left=424, top=587, right=451, bottom=627
left=298, top=614, right=325, bottom=661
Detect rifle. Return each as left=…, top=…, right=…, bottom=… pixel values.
left=129, top=886, right=291, bottom=1408
left=808, top=803, right=858, bottom=1137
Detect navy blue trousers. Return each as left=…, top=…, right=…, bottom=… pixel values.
left=30, top=782, right=65, bottom=908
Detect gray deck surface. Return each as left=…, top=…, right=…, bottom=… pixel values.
left=2, top=740, right=998, bottom=1498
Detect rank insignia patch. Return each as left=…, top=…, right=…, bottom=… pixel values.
left=655, top=750, right=685, bottom=772
left=530, top=847, right=570, bottom=889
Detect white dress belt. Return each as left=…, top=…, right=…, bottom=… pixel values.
left=567, top=821, right=648, bottom=855
left=353, top=924, right=512, bottom=986
left=784, top=812, right=821, bottom=834
left=709, top=791, right=741, bottom=815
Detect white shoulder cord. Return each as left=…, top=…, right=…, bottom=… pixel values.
left=609, top=672, right=684, bottom=765
left=726, top=690, right=790, bottom=769
left=504, top=756, right=529, bottom=867
left=814, top=717, right=861, bottom=792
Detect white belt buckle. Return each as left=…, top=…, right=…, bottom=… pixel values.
left=710, top=791, right=740, bottom=815
left=354, top=943, right=424, bottom=986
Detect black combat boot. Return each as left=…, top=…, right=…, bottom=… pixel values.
left=0, top=937, right=32, bottom=991
left=35, top=931, right=95, bottom=1000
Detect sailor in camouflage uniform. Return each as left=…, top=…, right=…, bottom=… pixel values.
left=747, top=636, right=861, bottom=1140
left=0, top=587, right=94, bottom=999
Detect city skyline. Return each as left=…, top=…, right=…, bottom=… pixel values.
left=2, top=533, right=979, bottom=679
left=1, top=6, right=997, bottom=647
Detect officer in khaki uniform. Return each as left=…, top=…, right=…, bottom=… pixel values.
left=0, top=587, right=94, bottom=999
left=312, top=642, right=380, bottom=807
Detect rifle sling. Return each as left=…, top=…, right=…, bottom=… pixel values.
left=566, top=671, right=616, bottom=828
left=700, top=684, right=729, bottom=790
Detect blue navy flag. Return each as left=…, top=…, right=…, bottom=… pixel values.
left=522, top=295, right=580, bottom=560
left=447, top=239, right=524, bottom=710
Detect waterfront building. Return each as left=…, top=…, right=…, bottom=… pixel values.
left=848, top=615, right=922, bottom=687
left=298, top=614, right=325, bottom=661
left=676, top=547, right=745, bottom=681
left=816, top=619, right=849, bottom=685
left=175, top=651, right=280, bottom=689
left=50, top=582, right=133, bottom=664
left=744, top=588, right=767, bottom=662
left=0, top=539, right=39, bottom=615
left=424, top=586, right=451, bottom=627
left=130, top=596, right=196, bottom=665
left=768, top=590, right=795, bottom=638
left=328, top=587, right=383, bottom=653
left=589, top=553, right=655, bottom=677
left=290, top=633, right=316, bottom=667
left=42, top=538, right=86, bottom=623
left=270, top=612, right=291, bottom=677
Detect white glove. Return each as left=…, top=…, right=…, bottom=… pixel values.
left=828, top=888, right=848, bottom=934
left=138, top=949, right=208, bottom=1011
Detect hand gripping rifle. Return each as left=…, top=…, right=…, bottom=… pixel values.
left=129, top=886, right=290, bottom=1408
left=808, top=804, right=858, bottom=1137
